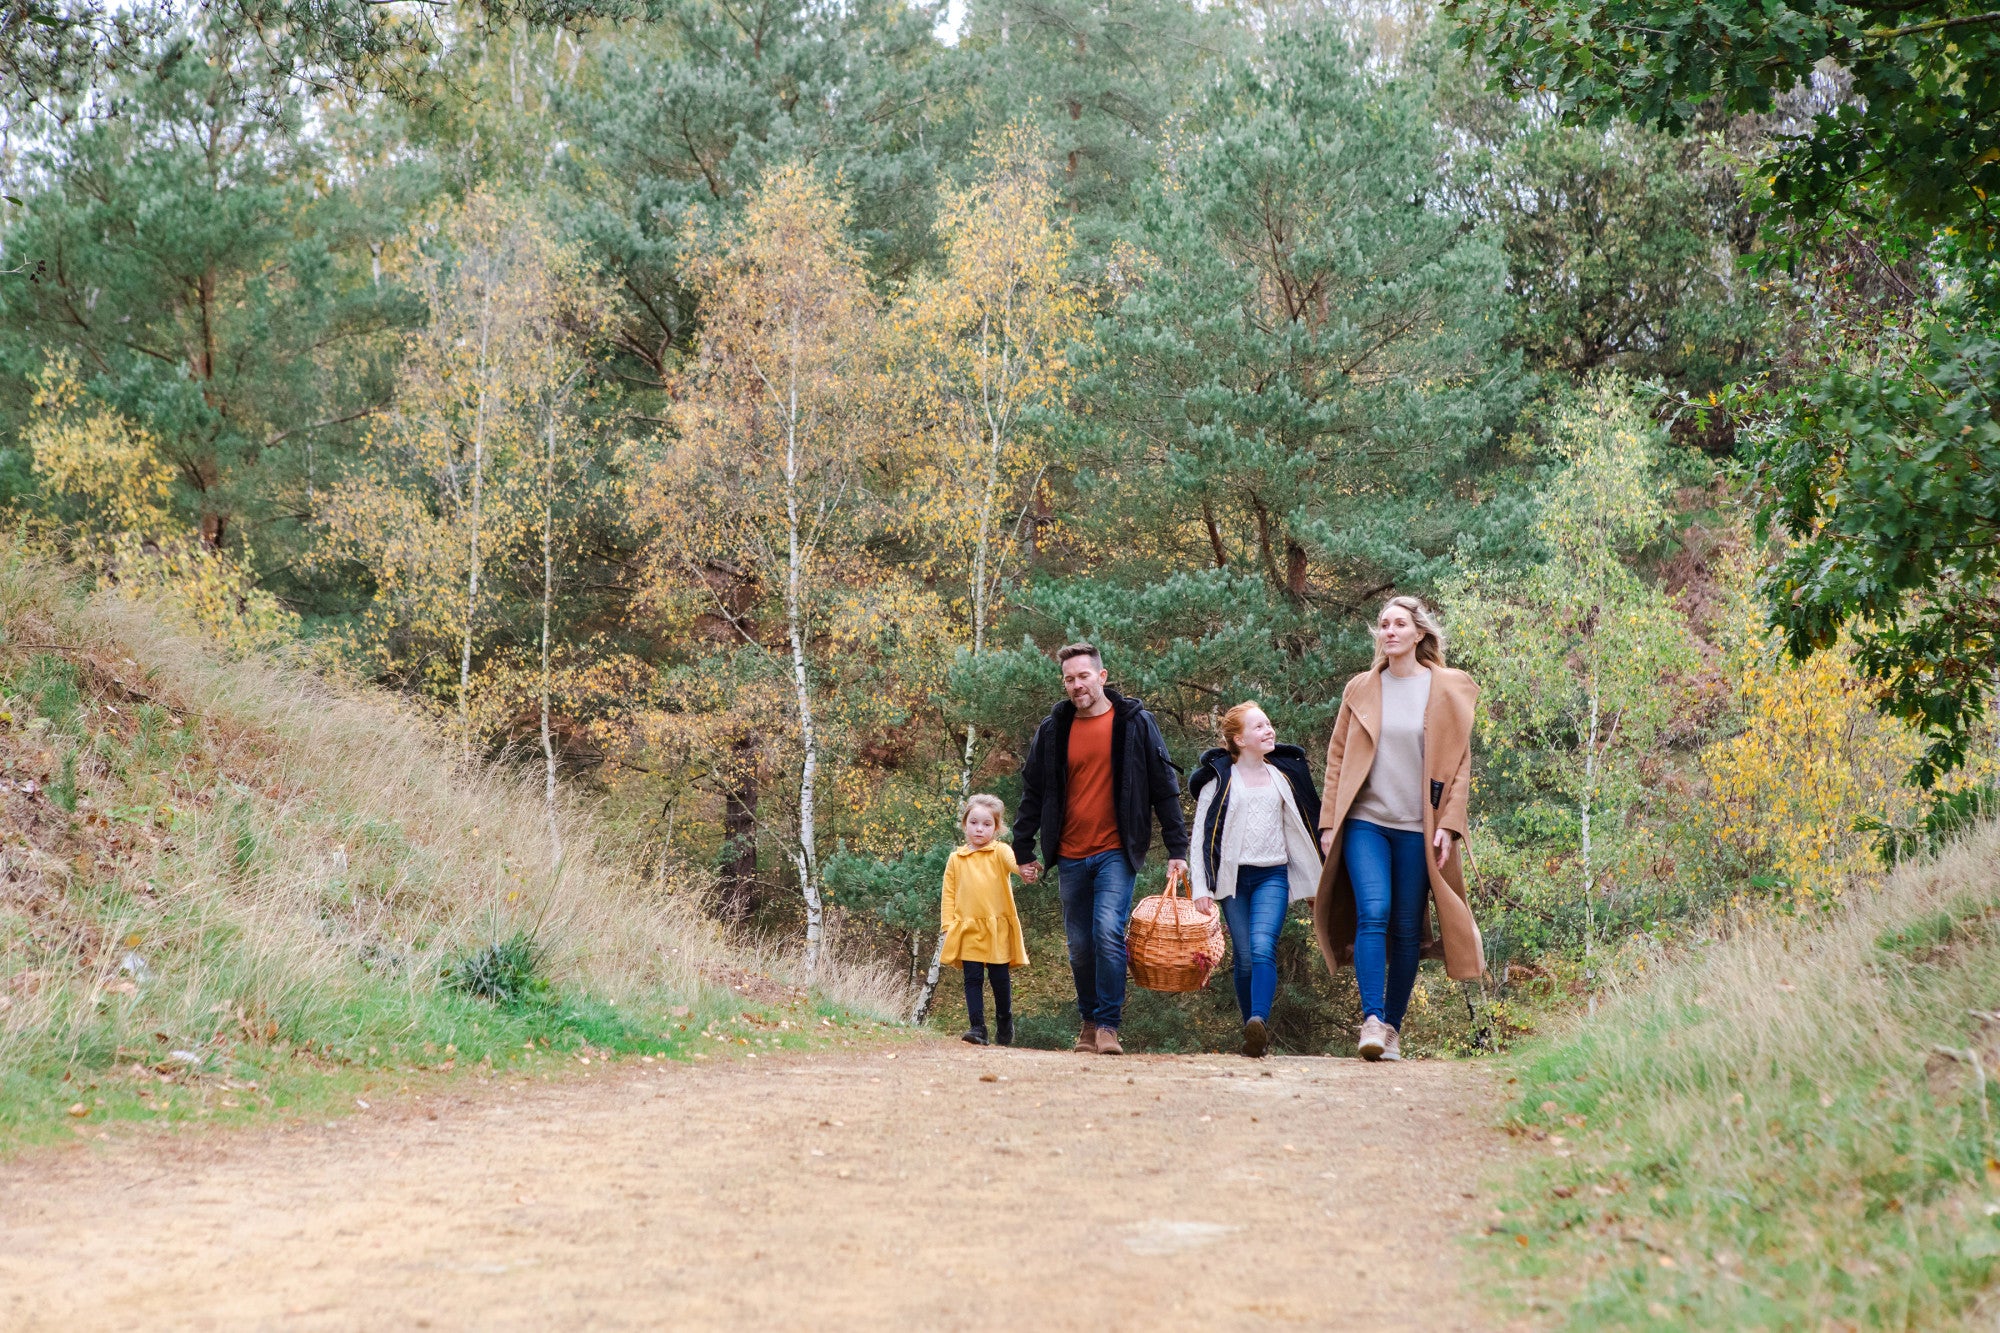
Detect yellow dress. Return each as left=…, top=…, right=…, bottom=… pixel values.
left=939, top=842, right=1029, bottom=967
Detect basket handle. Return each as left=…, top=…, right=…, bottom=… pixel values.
left=1164, top=861, right=1187, bottom=900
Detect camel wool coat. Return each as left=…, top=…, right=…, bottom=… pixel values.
left=1313, top=664, right=1485, bottom=982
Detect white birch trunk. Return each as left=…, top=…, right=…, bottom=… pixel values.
left=919, top=312, right=1015, bottom=1025
left=458, top=280, right=493, bottom=767
left=539, top=399, right=562, bottom=866
left=783, top=339, right=823, bottom=975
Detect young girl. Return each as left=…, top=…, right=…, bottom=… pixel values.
left=940, top=794, right=1028, bottom=1046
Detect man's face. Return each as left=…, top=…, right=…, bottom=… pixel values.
left=1061, top=655, right=1109, bottom=710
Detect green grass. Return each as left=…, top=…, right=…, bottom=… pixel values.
left=1, top=990, right=900, bottom=1151
left=0, top=541, right=905, bottom=1153
left=1481, top=819, right=2000, bottom=1329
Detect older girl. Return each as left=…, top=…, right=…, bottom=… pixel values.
left=1189, top=703, right=1322, bottom=1058
left=1315, top=596, right=1482, bottom=1062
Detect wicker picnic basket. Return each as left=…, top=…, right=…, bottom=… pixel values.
left=1127, top=865, right=1228, bottom=993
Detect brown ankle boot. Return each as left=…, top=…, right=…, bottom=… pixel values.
left=1073, top=1022, right=1098, bottom=1053
left=1094, top=1027, right=1124, bottom=1055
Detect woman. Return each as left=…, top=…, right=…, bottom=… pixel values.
left=1189, top=702, right=1322, bottom=1058
left=1314, top=596, right=1482, bottom=1062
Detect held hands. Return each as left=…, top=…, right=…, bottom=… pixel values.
left=1017, top=861, right=1040, bottom=884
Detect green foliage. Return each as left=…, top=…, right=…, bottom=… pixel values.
left=823, top=841, right=953, bottom=936
left=1867, top=784, right=2000, bottom=869
left=1465, top=109, right=1763, bottom=392
left=1755, top=327, right=2000, bottom=788
left=1444, top=0, right=2000, bottom=254
left=1450, top=379, right=1703, bottom=951
left=998, top=30, right=1524, bottom=755
left=440, top=932, right=554, bottom=1008
left=0, top=16, right=410, bottom=580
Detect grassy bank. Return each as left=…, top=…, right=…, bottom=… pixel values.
left=1485, top=818, right=2000, bottom=1327
left=0, top=544, right=903, bottom=1150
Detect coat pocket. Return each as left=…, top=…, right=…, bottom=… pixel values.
left=1429, top=778, right=1444, bottom=809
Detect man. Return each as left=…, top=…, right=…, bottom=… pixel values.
left=1013, top=643, right=1190, bottom=1055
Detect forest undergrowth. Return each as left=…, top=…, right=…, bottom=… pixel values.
left=0, top=543, right=905, bottom=1150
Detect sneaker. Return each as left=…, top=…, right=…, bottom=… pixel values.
left=1094, top=1027, right=1124, bottom=1055
left=1073, top=1022, right=1098, bottom=1053
left=996, top=1016, right=1014, bottom=1048
left=1357, top=1016, right=1389, bottom=1061
left=961, top=1026, right=990, bottom=1046
left=1241, top=1017, right=1270, bottom=1059
left=1381, top=1026, right=1402, bottom=1062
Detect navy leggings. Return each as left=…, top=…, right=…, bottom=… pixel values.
left=963, top=961, right=1012, bottom=1028
left=1344, top=819, right=1429, bottom=1029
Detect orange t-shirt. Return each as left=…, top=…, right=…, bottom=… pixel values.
left=1059, top=709, right=1121, bottom=859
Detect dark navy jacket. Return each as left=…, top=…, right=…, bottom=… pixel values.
left=1012, top=690, right=1190, bottom=872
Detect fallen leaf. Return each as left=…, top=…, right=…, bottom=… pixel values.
left=66, top=1102, right=87, bottom=1117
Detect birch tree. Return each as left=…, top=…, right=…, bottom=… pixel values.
left=1450, top=379, right=1698, bottom=992
left=651, top=163, right=877, bottom=972
left=317, top=192, right=610, bottom=792
left=887, top=126, right=1088, bottom=1019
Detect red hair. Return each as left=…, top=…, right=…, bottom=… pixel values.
left=1219, top=701, right=1265, bottom=758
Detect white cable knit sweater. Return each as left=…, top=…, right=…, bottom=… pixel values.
left=1189, top=763, right=1323, bottom=903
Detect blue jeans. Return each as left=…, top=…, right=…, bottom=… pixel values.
left=1220, top=862, right=1289, bottom=1024
left=1344, top=819, right=1429, bottom=1029
left=1057, top=849, right=1137, bottom=1030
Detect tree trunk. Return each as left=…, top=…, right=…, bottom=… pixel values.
left=784, top=360, right=823, bottom=974
left=1204, top=500, right=1228, bottom=568
left=459, top=281, right=494, bottom=766
left=913, top=932, right=949, bottom=1023
left=539, top=399, right=563, bottom=866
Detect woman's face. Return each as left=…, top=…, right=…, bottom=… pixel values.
left=1237, top=707, right=1277, bottom=757
left=1377, top=605, right=1420, bottom=659
left=964, top=808, right=997, bottom=847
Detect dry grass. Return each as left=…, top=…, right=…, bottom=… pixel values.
left=1489, top=817, right=2000, bottom=1328
left=0, top=543, right=904, bottom=1129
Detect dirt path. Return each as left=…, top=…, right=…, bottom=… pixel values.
left=0, top=1042, right=1517, bottom=1331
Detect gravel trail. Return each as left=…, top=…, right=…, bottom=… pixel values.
left=0, top=1042, right=1515, bottom=1331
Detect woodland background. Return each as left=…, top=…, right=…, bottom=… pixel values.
left=3, top=0, right=1996, bottom=1050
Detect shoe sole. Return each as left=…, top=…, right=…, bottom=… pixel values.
left=1357, top=1034, right=1386, bottom=1061
left=1242, top=1019, right=1269, bottom=1059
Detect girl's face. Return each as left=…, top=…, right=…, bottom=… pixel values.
left=964, top=808, right=997, bottom=847
left=1237, top=707, right=1277, bottom=758
left=1377, top=606, right=1420, bottom=659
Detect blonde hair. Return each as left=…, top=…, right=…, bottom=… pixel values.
left=963, top=793, right=1006, bottom=829
left=1370, top=595, right=1447, bottom=671
left=1218, top=701, right=1266, bottom=758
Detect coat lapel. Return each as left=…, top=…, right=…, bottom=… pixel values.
left=1348, top=668, right=1382, bottom=743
